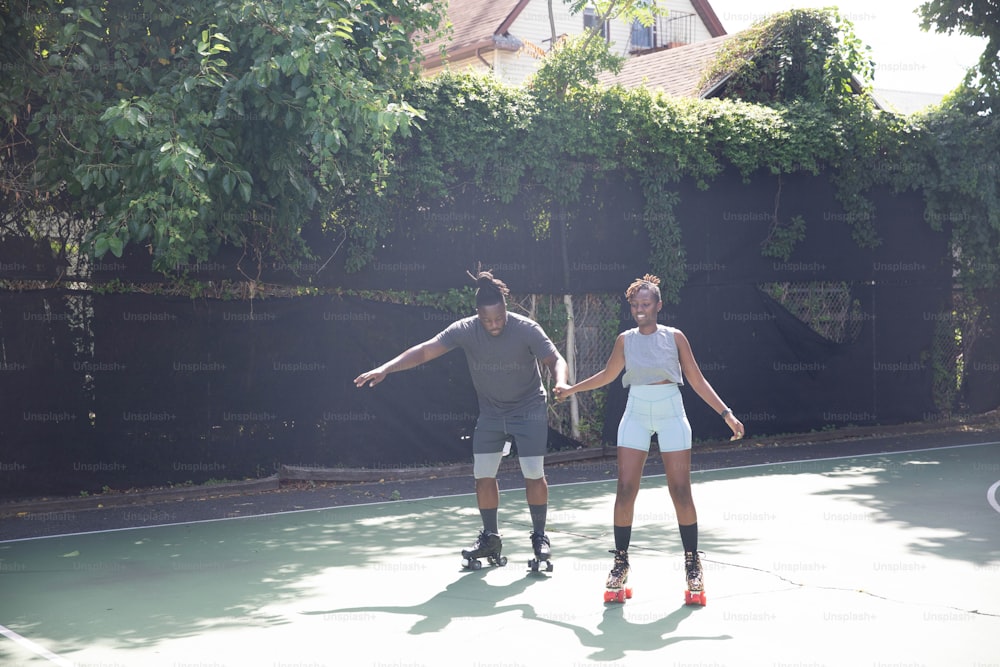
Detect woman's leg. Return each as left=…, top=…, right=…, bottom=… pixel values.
left=614, top=446, right=648, bottom=529
left=661, top=448, right=696, bottom=525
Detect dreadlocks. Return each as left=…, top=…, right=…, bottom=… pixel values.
left=468, top=269, right=510, bottom=307
left=625, top=274, right=662, bottom=303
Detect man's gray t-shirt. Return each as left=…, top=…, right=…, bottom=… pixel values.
left=433, top=312, right=558, bottom=417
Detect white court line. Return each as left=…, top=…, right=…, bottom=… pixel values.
left=689, top=439, right=1000, bottom=474
left=0, top=623, right=75, bottom=666
left=988, top=480, right=1000, bottom=515
left=1, top=440, right=998, bottom=545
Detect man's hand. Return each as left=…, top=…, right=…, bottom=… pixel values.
left=354, top=368, right=387, bottom=388
left=553, top=383, right=573, bottom=402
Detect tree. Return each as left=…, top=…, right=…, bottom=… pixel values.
left=918, top=0, right=1000, bottom=109
left=531, top=1, right=667, bottom=437
left=0, top=0, right=445, bottom=272
left=532, top=0, right=664, bottom=100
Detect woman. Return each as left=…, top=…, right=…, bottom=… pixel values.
left=554, top=275, right=744, bottom=604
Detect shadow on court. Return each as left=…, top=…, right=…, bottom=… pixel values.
left=1, top=442, right=998, bottom=666
left=0, top=502, right=489, bottom=662
left=303, top=567, right=548, bottom=635
left=304, top=566, right=732, bottom=661
left=535, top=603, right=732, bottom=662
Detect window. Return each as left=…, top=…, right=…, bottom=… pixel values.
left=630, top=20, right=654, bottom=49
left=583, top=7, right=610, bottom=40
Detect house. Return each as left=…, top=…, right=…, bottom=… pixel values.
left=418, top=0, right=728, bottom=85
left=596, top=26, right=888, bottom=110
left=421, top=3, right=901, bottom=112
left=595, top=32, right=735, bottom=97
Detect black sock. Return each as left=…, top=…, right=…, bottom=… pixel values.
left=679, top=522, right=698, bottom=553
left=528, top=504, right=547, bottom=534
left=614, top=525, right=632, bottom=552
left=480, top=508, right=498, bottom=534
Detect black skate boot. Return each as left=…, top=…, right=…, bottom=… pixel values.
left=527, top=531, right=553, bottom=572
left=684, top=550, right=706, bottom=606
left=460, top=530, right=506, bottom=570
left=604, top=549, right=632, bottom=603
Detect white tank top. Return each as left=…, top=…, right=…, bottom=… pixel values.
left=621, top=325, right=684, bottom=387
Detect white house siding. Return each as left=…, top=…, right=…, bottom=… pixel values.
left=662, top=0, right=717, bottom=44
left=495, top=51, right=542, bottom=85
left=422, top=54, right=492, bottom=80
left=502, top=0, right=719, bottom=84
left=422, top=1, right=720, bottom=85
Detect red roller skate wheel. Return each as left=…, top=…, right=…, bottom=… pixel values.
left=685, top=590, right=706, bottom=606
left=604, top=589, right=627, bottom=603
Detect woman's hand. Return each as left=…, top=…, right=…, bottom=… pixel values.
left=724, top=412, right=745, bottom=441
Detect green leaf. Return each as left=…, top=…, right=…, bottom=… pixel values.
left=77, top=7, right=102, bottom=28
left=108, top=236, right=124, bottom=258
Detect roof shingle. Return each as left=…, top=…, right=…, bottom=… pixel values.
left=596, top=34, right=736, bottom=98
left=419, top=0, right=526, bottom=68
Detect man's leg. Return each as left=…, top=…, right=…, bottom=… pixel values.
left=524, top=469, right=548, bottom=534
left=460, top=415, right=509, bottom=567
left=515, top=406, right=552, bottom=565
left=521, top=459, right=550, bottom=566
left=475, top=476, right=500, bottom=533
left=461, top=451, right=506, bottom=567
left=471, top=413, right=507, bottom=534
left=524, top=475, right=547, bottom=510
left=472, top=453, right=504, bottom=533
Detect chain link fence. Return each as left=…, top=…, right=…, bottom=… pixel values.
left=509, top=293, right=622, bottom=447
left=759, top=280, right=989, bottom=417
left=758, top=281, right=865, bottom=344
left=930, top=289, right=984, bottom=415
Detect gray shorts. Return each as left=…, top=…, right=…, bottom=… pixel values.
left=472, top=406, right=548, bottom=479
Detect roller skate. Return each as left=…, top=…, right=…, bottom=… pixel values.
left=460, top=530, right=507, bottom=570
left=527, top=531, right=553, bottom=572
left=684, top=550, right=706, bottom=606
left=603, top=549, right=632, bottom=603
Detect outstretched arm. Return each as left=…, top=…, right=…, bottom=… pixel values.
left=675, top=330, right=745, bottom=440
left=554, top=334, right=626, bottom=400
left=354, top=339, right=450, bottom=388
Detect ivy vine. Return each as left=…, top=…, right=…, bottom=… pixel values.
left=364, top=8, right=999, bottom=299
left=5, top=8, right=998, bottom=297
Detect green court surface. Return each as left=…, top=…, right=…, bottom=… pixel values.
left=2, top=442, right=998, bottom=666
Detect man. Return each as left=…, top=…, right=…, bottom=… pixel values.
left=354, top=270, right=568, bottom=570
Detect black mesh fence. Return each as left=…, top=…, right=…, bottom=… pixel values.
left=0, top=294, right=482, bottom=498
left=2, top=169, right=998, bottom=499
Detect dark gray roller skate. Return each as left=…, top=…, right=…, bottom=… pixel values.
left=461, top=530, right=507, bottom=570
left=527, top=531, right=553, bottom=572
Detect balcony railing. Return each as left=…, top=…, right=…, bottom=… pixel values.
left=625, top=11, right=696, bottom=53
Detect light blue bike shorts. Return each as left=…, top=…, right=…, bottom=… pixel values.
left=617, top=383, right=692, bottom=452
